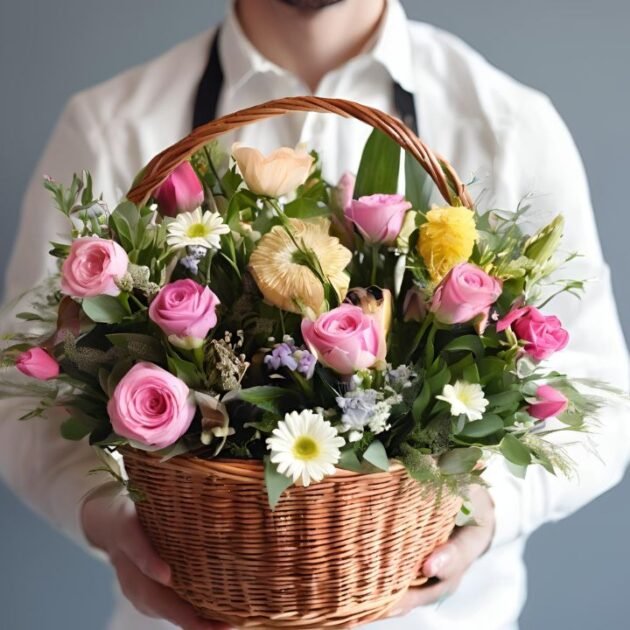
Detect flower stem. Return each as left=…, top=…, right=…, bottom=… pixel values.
left=370, top=245, right=379, bottom=285
left=406, top=313, right=434, bottom=363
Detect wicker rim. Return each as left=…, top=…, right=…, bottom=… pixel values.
left=126, top=95, right=473, bottom=208
left=122, top=448, right=408, bottom=483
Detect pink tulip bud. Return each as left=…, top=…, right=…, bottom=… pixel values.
left=154, top=162, right=204, bottom=217
left=528, top=385, right=569, bottom=420
left=16, top=348, right=60, bottom=380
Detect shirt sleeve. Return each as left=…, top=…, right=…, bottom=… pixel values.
left=0, top=95, right=119, bottom=548
left=484, top=93, right=630, bottom=547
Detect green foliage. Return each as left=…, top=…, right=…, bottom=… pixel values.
left=354, top=129, right=400, bottom=197
left=362, top=440, right=389, bottom=471
left=82, top=296, right=129, bottom=324
left=264, top=456, right=293, bottom=510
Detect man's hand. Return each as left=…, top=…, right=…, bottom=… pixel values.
left=81, top=493, right=233, bottom=630
left=389, top=484, right=495, bottom=618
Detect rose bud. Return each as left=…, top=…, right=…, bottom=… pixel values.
left=430, top=263, right=502, bottom=325
left=148, top=279, right=220, bottom=349
left=497, top=305, right=569, bottom=361
left=15, top=348, right=60, bottom=380
left=345, top=194, right=412, bottom=245
left=154, top=162, right=204, bottom=217
left=528, top=384, right=569, bottom=420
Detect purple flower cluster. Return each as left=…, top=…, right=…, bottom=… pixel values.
left=265, top=340, right=316, bottom=379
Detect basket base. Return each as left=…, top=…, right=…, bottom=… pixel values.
left=188, top=585, right=408, bottom=629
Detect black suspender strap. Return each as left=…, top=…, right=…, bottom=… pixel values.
left=192, top=29, right=223, bottom=129
left=393, top=81, right=418, bottom=135
left=192, top=27, right=419, bottom=136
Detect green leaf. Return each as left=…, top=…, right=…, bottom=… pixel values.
left=166, top=355, right=202, bottom=388
left=60, top=412, right=101, bottom=441
left=354, top=129, right=401, bottom=197
left=412, top=383, right=431, bottom=423
left=442, top=335, right=485, bottom=359
left=338, top=448, right=363, bottom=473
left=427, top=360, right=451, bottom=396
left=457, top=414, right=503, bottom=438
left=438, top=446, right=483, bottom=474
left=238, top=386, right=295, bottom=414
left=264, top=456, right=293, bottom=510
left=284, top=198, right=329, bottom=219
left=500, top=434, right=532, bottom=466
left=82, top=296, right=128, bottom=324
left=404, top=151, right=433, bottom=213
left=362, top=440, right=390, bottom=471
left=487, top=390, right=523, bottom=413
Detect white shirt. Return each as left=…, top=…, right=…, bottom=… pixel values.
left=2, top=1, right=629, bottom=629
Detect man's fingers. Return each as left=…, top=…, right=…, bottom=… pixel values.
left=389, top=578, right=459, bottom=616
left=112, top=552, right=231, bottom=630
left=423, top=521, right=493, bottom=580
left=117, top=509, right=171, bottom=586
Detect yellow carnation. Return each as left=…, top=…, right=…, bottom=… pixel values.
left=249, top=218, right=352, bottom=314
left=418, top=206, right=477, bottom=282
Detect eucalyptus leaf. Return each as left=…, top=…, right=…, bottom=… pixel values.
left=338, top=448, right=363, bottom=473
left=362, top=440, right=389, bottom=471
left=60, top=412, right=101, bottom=441
left=264, top=456, right=293, bottom=510
left=438, top=446, right=482, bottom=474
left=457, top=413, right=503, bottom=438
left=82, top=296, right=128, bottom=324
left=500, top=434, right=532, bottom=466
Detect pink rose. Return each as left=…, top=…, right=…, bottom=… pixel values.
left=301, top=304, right=384, bottom=375
left=497, top=306, right=569, bottom=361
left=149, top=279, right=219, bottom=348
left=154, top=162, right=204, bottom=217
left=528, top=384, right=568, bottom=420
left=107, top=362, right=195, bottom=449
left=61, top=237, right=129, bottom=298
left=431, top=263, right=503, bottom=325
left=15, top=347, right=60, bottom=380
left=345, top=193, right=411, bottom=245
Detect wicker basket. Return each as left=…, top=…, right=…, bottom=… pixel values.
left=123, top=96, right=471, bottom=628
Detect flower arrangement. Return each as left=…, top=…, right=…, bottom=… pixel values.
left=1, top=124, right=610, bottom=509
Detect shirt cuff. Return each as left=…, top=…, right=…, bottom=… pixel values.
left=483, top=457, right=525, bottom=549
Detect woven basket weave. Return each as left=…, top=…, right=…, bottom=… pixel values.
left=123, top=96, right=470, bottom=628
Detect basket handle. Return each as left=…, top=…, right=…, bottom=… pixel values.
left=126, top=95, right=473, bottom=208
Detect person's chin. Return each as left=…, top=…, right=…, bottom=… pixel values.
left=276, top=0, right=346, bottom=10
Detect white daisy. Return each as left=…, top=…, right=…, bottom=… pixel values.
left=166, top=207, right=230, bottom=251
left=267, top=409, right=345, bottom=487
left=436, top=381, right=489, bottom=422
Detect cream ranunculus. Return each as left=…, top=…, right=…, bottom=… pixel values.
left=249, top=218, right=352, bottom=314
left=232, top=144, right=314, bottom=198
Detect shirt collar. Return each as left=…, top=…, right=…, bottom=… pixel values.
left=219, top=0, right=415, bottom=94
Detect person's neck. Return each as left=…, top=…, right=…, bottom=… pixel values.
left=235, top=0, right=387, bottom=92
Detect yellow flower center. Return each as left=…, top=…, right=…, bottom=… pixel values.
left=292, top=436, right=320, bottom=461
left=186, top=223, right=208, bottom=238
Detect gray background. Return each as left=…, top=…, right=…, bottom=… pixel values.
left=1, top=0, right=628, bottom=628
